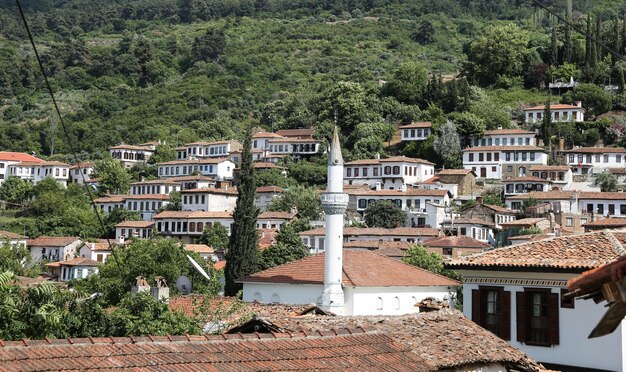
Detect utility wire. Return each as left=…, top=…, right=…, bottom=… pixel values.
left=15, top=0, right=123, bottom=271
left=531, top=0, right=626, bottom=65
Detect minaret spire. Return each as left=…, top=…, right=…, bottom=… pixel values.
left=320, top=126, right=348, bottom=315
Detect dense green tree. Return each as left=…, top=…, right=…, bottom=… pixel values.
left=384, top=62, right=428, bottom=105
left=225, top=126, right=259, bottom=296
left=0, top=176, right=33, bottom=206
left=0, top=242, right=41, bottom=277
left=450, top=112, right=485, bottom=147
left=481, top=186, right=505, bottom=207
left=547, top=63, right=580, bottom=82
left=199, top=222, right=229, bottom=252
left=465, top=23, right=530, bottom=85
left=257, top=223, right=309, bottom=270
left=255, top=169, right=291, bottom=188
left=549, top=26, right=558, bottom=66
left=364, top=201, right=407, bottom=228
left=286, top=160, right=326, bottom=187
left=318, top=81, right=380, bottom=138
left=566, top=83, right=612, bottom=119
left=148, top=144, right=176, bottom=165
left=595, top=170, right=619, bottom=192
left=542, top=99, right=552, bottom=146
left=402, top=244, right=459, bottom=280
left=411, top=20, right=435, bottom=45
left=268, top=185, right=322, bottom=221
left=93, top=158, right=132, bottom=195
left=192, top=28, right=226, bottom=63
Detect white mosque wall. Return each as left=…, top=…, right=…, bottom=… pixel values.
left=345, top=286, right=454, bottom=316
left=242, top=282, right=323, bottom=305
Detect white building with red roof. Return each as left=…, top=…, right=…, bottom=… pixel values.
left=46, top=257, right=100, bottom=282
left=448, top=230, right=626, bottom=371
left=108, top=143, right=156, bottom=168
left=399, top=122, right=432, bottom=142
left=523, top=102, right=584, bottom=123
left=0, top=151, right=44, bottom=185
left=115, top=220, right=155, bottom=241
left=180, top=187, right=238, bottom=212
left=27, top=236, right=82, bottom=262
left=157, top=158, right=235, bottom=180
left=68, top=162, right=94, bottom=185
left=8, top=160, right=70, bottom=187
left=472, top=128, right=537, bottom=147
left=344, top=155, right=435, bottom=190
left=175, top=140, right=242, bottom=160
left=565, top=147, right=626, bottom=174
left=462, top=145, right=548, bottom=179
left=254, top=186, right=284, bottom=210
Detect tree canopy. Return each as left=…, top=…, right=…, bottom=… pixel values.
left=364, top=201, right=407, bottom=229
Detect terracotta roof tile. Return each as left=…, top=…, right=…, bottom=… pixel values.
left=260, top=309, right=541, bottom=371
left=108, top=144, right=155, bottom=151
left=565, top=147, right=626, bottom=154
left=276, top=128, right=314, bottom=138
left=50, top=257, right=100, bottom=267
left=0, top=330, right=428, bottom=371
left=529, top=165, right=571, bottom=171
left=115, top=221, right=155, bottom=228
left=0, top=151, right=44, bottom=163
left=93, top=195, right=128, bottom=203
left=448, top=230, right=626, bottom=270
left=437, top=169, right=473, bottom=175
left=252, top=131, right=284, bottom=139
left=169, top=175, right=216, bottom=182
left=507, top=190, right=575, bottom=200
left=26, top=237, right=80, bottom=247
left=423, top=236, right=491, bottom=249
left=298, top=227, right=440, bottom=237
left=445, top=218, right=495, bottom=227
left=181, top=188, right=238, bottom=195
left=502, top=176, right=549, bottom=183
left=256, top=186, right=284, bottom=193
left=253, top=162, right=283, bottom=169
left=582, top=217, right=626, bottom=228
left=258, top=211, right=296, bottom=220
left=348, top=189, right=448, bottom=197
left=500, top=218, right=549, bottom=228
left=184, top=244, right=215, bottom=254
left=609, top=167, right=626, bottom=174
left=483, top=128, right=535, bottom=135
left=482, top=204, right=517, bottom=214
left=238, top=250, right=459, bottom=287
left=399, top=121, right=432, bottom=129
left=0, top=230, right=27, bottom=239
left=342, top=240, right=413, bottom=250
left=524, top=103, right=583, bottom=110
left=579, top=191, right=626, bottom=200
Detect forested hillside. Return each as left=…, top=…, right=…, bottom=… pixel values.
left=2, top=0, right=626, bottom=163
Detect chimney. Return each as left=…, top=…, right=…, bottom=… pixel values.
left=131, top=276, right=150, bottom=297
left=375, top=182, right=382, bottom=191
left=575, top=101, right=582, bottom=108
left=117, top=234, right=125, bottom=245
left=401, top=183, right=407, bottom=192
left=476, top=196, right=483, bottom=205
left=375, top=152, right=380, bottom=160
left=151, top=276, right=170, bottom=303
left=497, top=125, right=503, bottom=130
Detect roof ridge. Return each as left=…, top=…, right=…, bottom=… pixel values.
left=605, top=230, right=626, bottom=256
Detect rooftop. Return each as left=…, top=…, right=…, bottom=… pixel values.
left=123, top=194, right=171, bottom=200
left=0, top=329, right=428, bottom=372
left=524, top=103, right=583, bottom=110
left=256, top=186, right=284, bottom=193
left=500, top=217, right=549, bottom=228
left=275, top=128, right=314, bottom=138
left=26, top=236, right=80, bottom=247
left=565, top=147, right=626, bottom=154
left=448, top=230, right=626, bottom=271
left=158, top=157, right=231, bottom=166
left=399, top=121, right=432, bottom=129
left=483, top=128, right=535, bottom=135
left=502, top=176, right=549, bottom=183
left=238, top=250, right=459, bottom=287
left=423, top=235, right=491, bottom=249
left=528, top=165, right=571, bottom=171
left=0, top=151, right=43, bottom=163
left=462, top=145, right=545, bottom=152
left=299, top=227, right=440, bottom=237
left=582, top=217, right=626, bottom=229
left=115, top=221, right=155, bottom=228
left=183, top=244, right=215, bottom=254
left=108, top=144, right=155, bottom=151
left=436, top=168, right=474, bottom=176
left=0, top=230, right=27, bottom=240
left=348, top=188, right=448, bottom=197
left=154, top=211, right=233, bottom=219
left=258, top=211, right=296, bottom=220
left=181, top=187, right=238, bottom=196
left=48, top=257, right=100, bottom=267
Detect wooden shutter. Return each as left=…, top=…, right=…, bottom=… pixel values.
left=548, top=293, right=560, bottom=345
left=472, top=289, right=480, bottom=323
left=501, top=291, right=511, bottom=340
left=516, top=292, right=526, bottom=342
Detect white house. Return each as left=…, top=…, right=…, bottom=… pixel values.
left=130, top=179, right=181, bottom=195
left=170, top=175, right=216, bottom=190
left=266, top=137, right=323, bottom=158
left=255, top=186, right=284, bottom=210
left=565, top=147, right=626, bottom=175
left=180, top=187, right=238, bottom=212
left=115, top=221, right=155, bottom=241
left=472, top=128, right=536, bottom=147
left=157, top=158, right=235, bottom=180
left=349, top=188, right=450, bottom=227
left=0, top=230, right=28, bottom=247
left=503, top=176, right=552, bottom=197
left=529, top=165, right=573, bottom=190
left=299, top=227, right=440, bottom=254
left=79, top=240, right=122, bottom=264
left=399, top=122, right=432, bottom=142
left=109, top=143, right=156, bottom=168
left=507, top=190, right=626, bottom=218
left=0, top=151, right=43, bottom=184
left=123, top=194, right=171, bottom=220
left=255, top=211, right=296, bottom=230
left=68, top=162, right=95, bottom=185
left=27, top=236, right=82, bottom=262
left=47, top=257, right=100, bottom=282
left=463, top=146, right=548, bottom=179
left=524, top=102, right=584, bottom=123
left=175, top=140, right=242, bottom=160
left=93, top=194, right=127, bottom=213
left=154, top=211, right=234, bottom=243
left=238, top=250, right=458, bottom=316
left=440, top=218, right=496, bottom=245
left=8, top=161, right=70, bottom=187
left=447, top=231, right=626, bottom=371
left=252, top=131, right=284, bottom=152
left=506, top=191, right=578, bottom=213
left=344, top=156, right=436, bottom=190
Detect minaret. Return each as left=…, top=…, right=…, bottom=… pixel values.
left=321, top=127, right=348, bottom=315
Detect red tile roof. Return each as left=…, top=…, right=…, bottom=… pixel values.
left=123, top=194, right=171, bottom=200
left=349, top=189, right=448, bottom=197
left=0, top=151, right=43, bottom=163
left=115, top=221, right=155, bottom=228
left=566, top=147, right=626, bottom=154
left=448, top=230, right=626, bottom=270
left=298, top=227, right=440, bottom=237
left=181, top=188, right=238, bottom=195
left=481, top=204, right=517, bottom=215
left=529, top=165, right=571, bottom=171
left=507, top=190, right=575, bottom=200
left=252, top=131, right=284, bottom=139
left=93, top=195, right=128, bottom=203
left=68, top=162, right=94, bottom=170
left=26, top=237, right=80, bottom=247
left=258, top=211, right=296, bottom=220
left=582, top=217, right=626, bottom=228
left=462, top=145, right=545, bottom=152
left=524, top=103, right=583, bottom=110
left=0, top=230, right=27, bottom=240
left=579, top=191, right=626, bottom=200
left=399, top=121, right=432, bottom=129
left=502, top=176, right=549, bottom=183
left=184, top=244, right=215, bottom=254
left=158, top=157, right=231, bottom=165
left=0, top=329, right=429, bottom=371
left=276, top=128, right=314, bottom=138
left=437, top=169, right=474, bottom=175
left=342, top=240, right=413, bottom=250
left=500, top=218, right=548, bottom=228
left=108, top=144, right=155, bottom=151
left=53, top=257, right=100, bottom=267
left=169, top=175, right=216, bottom=182
left=256, top=186, right=284, bottom=193
left=483, top=128, right=535, bottom=135
left=238, top=250, right=459, bottom=287
left=609, top=167, right=626, bottom=174
left=424, top=236, right=491, bottom=249
left=253, top=162, right=284, bottom=169
left=445, top=218, right=495, bottom=227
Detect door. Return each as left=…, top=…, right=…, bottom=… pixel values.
left=480, top=167, right=487, bottom=178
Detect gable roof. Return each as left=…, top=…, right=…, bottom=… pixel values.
left=298, top=227, right=440, bottom=237
left=0, top=151, right=43, bottom=163
left=582, top=217, right=626, bottom=229
left=437, top=168, right=474, bottom=176
left=238, top=250, right=459, bottom=287
left=447, top=230, right=626, bottom=271
left=399, top=121, right=432, bottom=129
left=0, top=329, right=428, bottom=372
left=502, top=176, right=549, bottom=183
left=275, top=128, right=314, bottom=138
left=423, top=236, right=491, bottom=249
left=565, top=147, right=626, bottom=154
left=500, top=217, right=548, bottom=229
left=349, top=189, right=449, bottom=197
left=26, top=237, right=80, bottom=247
left=115, top=221, right=155, bottom=228
left=256, top=186, right=284, bottom=193
left=54, top=257, right=100, bottom=267
left=524, top=103, right=583, bottom=110
left=507, top=190, right=575, bottom=200
left=0, top=230, right=27, bottom=240
left=483, top=128, right=535, bottom=135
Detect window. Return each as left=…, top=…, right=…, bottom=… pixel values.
left=354, top=168, right=359, bottom=177
left=494, top=153, right=499, bottom=161
left=376, top=297, right=383, bottom=311
left=569, top=154, right=574, bottom=163
left=618, top=155, right=622, bottom=163
left=392, top=166, right=400, bottom=175
left=487, top=153, right=492, bottom=161
left=595, top=154, right=601, bottom=163
left=363, top=168, right=368, bottom=177
left=561, top=288, right=575, bottom=309
left=620, top=205, right=626, bottom=215
left=472, top=286, right=510, bottom=340
left=587, top=204, right=594, bottom=213
left=373, top=167, right=379, bottom=176
left=442, top=247, right=453, bottom=256
left=347, top=168, right=352, bottom=177
left=479, top=153, right=484, bottom=162
left=598, top=204, right=604, bottom=214
left=507, top=166, right=513, bottom=172
left=516, top=289, right=559, bottom=346
left=358, top=199, right=367, bottom=209
left=469, top=153, right=474, bottom=162
left=604, top=154, right=609, bottom=163
left=529, top=152, right=535, bottom=161
left=384, top=166, right=391, bottom=175
left=565, top=217, right=573, bottom=227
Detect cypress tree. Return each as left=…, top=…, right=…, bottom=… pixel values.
left=564, top=23, right=572, bottom=63
left=585, top=16, right=592, bottom=67
left=622, top=15, right=626, bottom=55
left=619, top=68, right=625, bottom=95
left=614, top=18, right=621, bottom=62
left=550, top=26, right=558, bottom=66
left=542, top=99, right=552, bottom=147
left=590, top=17, right=598, bottom=68
left=224, top=125, right=259, bottom=296
left=595, top=17, right=602, bottom=64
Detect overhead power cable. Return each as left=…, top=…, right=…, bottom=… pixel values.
left=15, top=0, right=122, bottom=271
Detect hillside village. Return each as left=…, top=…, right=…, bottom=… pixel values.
left=7, top=0, right=626, bottom=371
